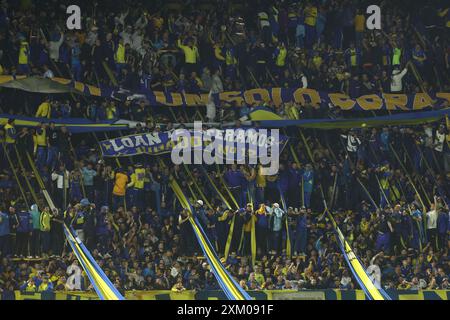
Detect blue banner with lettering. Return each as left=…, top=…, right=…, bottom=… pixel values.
left=1, top=76, right=449, bottom=111
left=99, top=129, right=288, bottom=158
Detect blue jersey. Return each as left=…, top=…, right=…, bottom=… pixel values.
left=0, top=212, right=10, bottom=236
left=17, top=211, right=32, bottom=233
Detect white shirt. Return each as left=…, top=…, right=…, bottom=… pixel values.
left=49, top=34, right=64, bottom=61
left=300, top=75, right=308, bottom=88
left=210, top=75, right=223, bottom=94
left=51, top=170, right=70, bottom=189
left=434, top=131, right=445, bottom=152
left=367, top=264, right=381, bottom=289
left=390, top=68, right=408, bottom=92
left=43, top=69, right=54, bottom=79
left=426, top=209, right=438, bottom=229
left=341, top=134, right=361, bottom=153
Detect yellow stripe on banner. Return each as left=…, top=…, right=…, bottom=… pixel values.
left=64, top=225, right=121, bottom=300
left=251, top=215, right=256, bottom=266
left=188, top=216, right=245, bottom=300
left=204, top=169, right=232, bottom=210
left=224, top=215, right=235, bottom=261
left=298, top=128, right=386, bottom=299
left=183, top=164, right=213, bottom=209
left=328, top=213, right=385, bottom=300
left=169, top=176, right=246, bottom=300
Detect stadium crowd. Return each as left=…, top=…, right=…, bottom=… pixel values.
left=0, top=116, right=448, bottom=295
left=0, top=0, right=449, bottom=297
left=1, top=0, right=450, bottom=121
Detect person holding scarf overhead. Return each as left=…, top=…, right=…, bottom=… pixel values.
left=268, top=203, right=285, bottom=255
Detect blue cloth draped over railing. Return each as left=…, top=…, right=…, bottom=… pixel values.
left=0, top=114, right=128, bottom=133
left=248, top=107, right=450, bottom=129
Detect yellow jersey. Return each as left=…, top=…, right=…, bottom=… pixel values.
left=304, top=6, right=318, bottom=26
left=19, top=41, right=29, bottom=64
left=35, top=102, right=51, bottom=118
left=177, top=39, right=199, bottom=64
left=115, top=43, right=125, bottom=64
left=34, top=128, right=47, bottom=147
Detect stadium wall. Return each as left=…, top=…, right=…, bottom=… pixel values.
left=4, top=290, right=449, bottom=300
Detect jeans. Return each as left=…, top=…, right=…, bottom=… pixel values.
left=153, top=186, right=161, bottom=215
left=375, top=232, right=390, bottom=252
left=305, top=24, right=316, bottom=49
left=303, top=191, right=312, bottom=208
left=112, top=194, right=125, bottom=211
left=116, top=63, right=126, bottom=75
left=18, top=64, right=30, bottom=75
left=294, top=229, right=307, bottom=254
left=85, top=186, right=94, bottom=202
left=132, top=188, right=144, bottom=210
left=256, top=187, right=265, bottom=206
left=16, top=232, right=29, bottom=256
left=30, top=230, right=41, bottom=256
left=47, top=146, right=59, bottom=171
left=72, top=62, right=83, bottom=81
left=271, top=230, right=282, bottom=253
left=40, top=231, right=50, bottom=254
left=36, top=146, right=47, bottom=170
left=0, top=235, right=9, bottom=257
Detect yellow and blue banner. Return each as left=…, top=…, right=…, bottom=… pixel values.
left=25, top=152, right=123, bottom=300
left=2, top=75, right=449, bottom=111
left=169, top=175, right=251, bottom=300
left=63, top=225, right=125, bottom=300
left=326, top=210, right=391, bottom=300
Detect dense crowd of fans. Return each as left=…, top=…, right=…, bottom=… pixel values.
left=0, top=116, right=448, bottom=294
left=1, top=0, right=450, bottom=121
left=0, top=0, right=449, bottom=297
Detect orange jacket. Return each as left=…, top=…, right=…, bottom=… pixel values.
left=113, top=172, right=129, bottom=196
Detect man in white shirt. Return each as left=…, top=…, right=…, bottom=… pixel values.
left=426, top=196, right=439, bottom=249
left=51, top=164, right=70, bottom=209
left=206, top=69, right=224, bottom=122
left=367, top=251, right=383, bottom=289
left=390, top=67, right=408, bottom=93
left=49, top=31, right=64, bottom=62
left=340, top=130, right=361, bottom=163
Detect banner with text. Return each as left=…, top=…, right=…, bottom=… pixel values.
left=99, top=129, right=288, bottom=158
left=1, top=76, right=449, bottom=111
